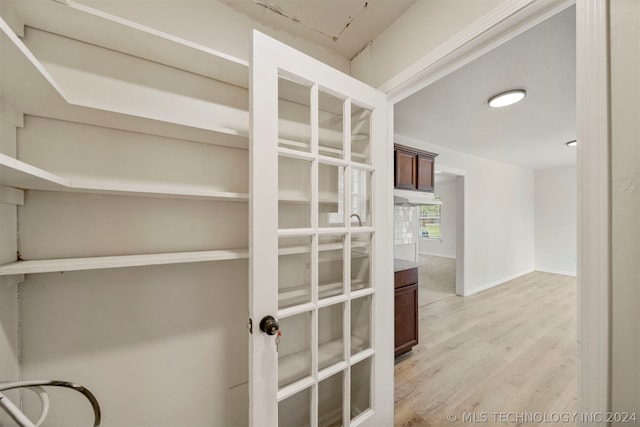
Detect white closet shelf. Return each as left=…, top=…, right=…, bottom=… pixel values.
left=10, top=0, right=249, bottom=88
left=278, top=279, right=370, bottom=311
left=0, top=153, right=249, bottom=201
left=277, top=336, right=369, bottom=398
left=0, top=249, right=249, bottom=276
left=279, top=242, right=337, bottom=256
left=278, top=280, right=344, bottom=309
left=279, top=241, right=370, bottom=256
left=278, top=284, right=311, bottom=309
left=278, top=138, right=310, bottom=151
left=278, top=139, right=369, bottom=162
left=0, top=17, right=248, bottom=149
left=327, top=252, right=370, bottom=264
left=278, top=196, right=340, bottom=205
left=278, top=339, right=341, bottom=391
left=319, top=146, right=369, bottom=162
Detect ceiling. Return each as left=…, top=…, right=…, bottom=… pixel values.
left=220, top=0, right=416, bottom=58
left=395, top=5, right=576, bottom=171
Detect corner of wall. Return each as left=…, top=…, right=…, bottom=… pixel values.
left=351, top=0, right=507, bottom=88
left=350, top=42, right=373, bottom=85
left=463, top=268, right=535, bottom=297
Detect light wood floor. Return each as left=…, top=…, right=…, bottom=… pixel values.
left=395, top=263, right=577, bottom=427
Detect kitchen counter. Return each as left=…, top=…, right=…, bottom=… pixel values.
left=394, top=258, right=420, bottom=272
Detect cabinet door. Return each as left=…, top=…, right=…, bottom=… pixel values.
left=394, top=149, right=417, bottom=190
left=250, top=30, right=393, bottom=427
left=394, top=283, right=418, bottom=356
left=416, top=155, right=434, bottom=192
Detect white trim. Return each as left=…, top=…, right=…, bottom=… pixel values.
left=418, top=252, right=456, bottom=260
left=462, top=269, right=535, bottom=297
left=456, top=175, right=466, bottom=297
left=419, top=238, right=442, bottom=243
left=576, top=0, right=610, bottom=418
left=382, top=0, right=608, bottom=412
left=249, top=30, right=280, bottom=427
left=534, top=268, right=577, bottom=277
left=417, top=199, right=442, bottom=206
left=433, top=164, right=467, bottom=177
left=250, top=30, right=392, bottom=426
left=384, top=0, right=575, bottom=103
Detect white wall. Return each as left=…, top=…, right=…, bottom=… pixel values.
left=351, top=0, right=505, bottom=87
left=419, top=178, right=457, bottom=258
left=0, top=116, right=21, bottom=426
left=396, top=134, right=535, bottom=295
left=610, top=0, right=640, bottom=416
left=534, top=165, right=576, bottom=275
left=78, top=0, right=350, bottom=73
left=19, top=261, right=248, bottom=427
left=0, top=23, right=252, bottom=425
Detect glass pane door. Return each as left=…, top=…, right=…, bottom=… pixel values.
left=250, top=30, right=392, bottom=427
left=276, top=75, right=377, bottom=427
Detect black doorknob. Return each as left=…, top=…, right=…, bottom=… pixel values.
left=259, top=316, right=280, bottom=336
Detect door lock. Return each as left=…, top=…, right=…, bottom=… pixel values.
left=259, top=316, right=280, bottom=336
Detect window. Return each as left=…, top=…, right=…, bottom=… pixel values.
left=419, top=203, right=441, bottom=239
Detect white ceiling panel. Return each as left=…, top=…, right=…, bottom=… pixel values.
left=221, top=0, right=416, bottom=58
left=395, top=5, right=576, bottom=170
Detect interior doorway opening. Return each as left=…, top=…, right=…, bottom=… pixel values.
left=391, top=4, right=578, bottom=424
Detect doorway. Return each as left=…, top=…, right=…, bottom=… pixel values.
left=417, top=171, right=465, bottom=305
left=391, top=4, right=578, bottom=424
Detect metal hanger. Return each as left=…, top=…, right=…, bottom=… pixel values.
left=0, top=380, right=101, bottom=427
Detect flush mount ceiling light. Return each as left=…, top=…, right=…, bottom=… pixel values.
left=488, top=89, right=527, bottom=108
left=566, top=140, right=577, bottom=147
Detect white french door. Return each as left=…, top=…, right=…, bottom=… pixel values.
left=250, top=30, right=393, bottom=427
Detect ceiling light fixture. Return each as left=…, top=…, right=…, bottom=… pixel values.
left=566, top=140, right=577, bottom=147
left=488, top=89, right=527, bottom=108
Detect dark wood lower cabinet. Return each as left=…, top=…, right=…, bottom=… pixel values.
left=394, top=268, right=419, bottom=356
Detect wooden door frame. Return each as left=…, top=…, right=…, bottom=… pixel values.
left=384, top=0, right=610, bottom=419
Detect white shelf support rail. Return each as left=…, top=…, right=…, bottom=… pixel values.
left=0, top=248, right=249, bottom=277
left=0, top=185, right=24, bottom=205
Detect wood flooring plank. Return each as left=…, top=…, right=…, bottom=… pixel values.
left=395, top=256, right=577, bottom=426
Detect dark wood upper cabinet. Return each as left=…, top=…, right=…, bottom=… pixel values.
left=394, top=149, right=417, bottom=190
left=394, top=144, right=437, bottom=192
left=417, top=154, right=434, bottom=192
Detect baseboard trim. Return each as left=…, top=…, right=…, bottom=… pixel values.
left=463, top=268, right=535, bottom=296
left=418, top=252, right=456, bottom=259
left=535, top=268, right=577, bottom=277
